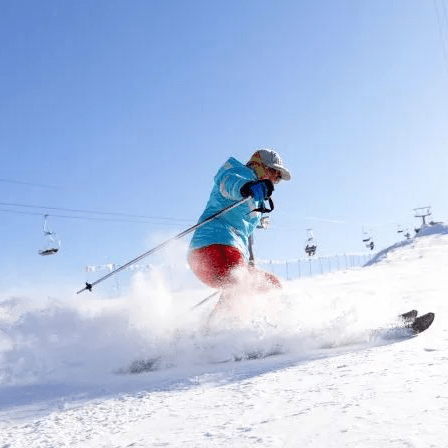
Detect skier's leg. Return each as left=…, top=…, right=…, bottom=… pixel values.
left=247, top=265, right=282, bottom=292
left=189, top=246, right=282, bottom=330
left=188, top=244, right=244, bottom=289
left=189, top=245, right=245, bottom=330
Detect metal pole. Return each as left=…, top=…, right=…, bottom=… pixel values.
left=190, top=291, right=220, bottom=311
left=248, top=234, right=255, bottom=267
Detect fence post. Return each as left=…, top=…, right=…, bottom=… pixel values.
left=257, top=252, right=373, bottom=281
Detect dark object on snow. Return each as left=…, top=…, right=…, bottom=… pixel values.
left=409, top=312, right=435, bottom=335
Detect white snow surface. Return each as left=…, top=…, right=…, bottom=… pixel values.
left=1, top=230, right=448, bottom=447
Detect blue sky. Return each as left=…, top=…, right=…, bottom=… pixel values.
left=1, top=0, right=448, bottom=295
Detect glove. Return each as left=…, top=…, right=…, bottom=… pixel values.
left=240, top=179, right=274, bottom=201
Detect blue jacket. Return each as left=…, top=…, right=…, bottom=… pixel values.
left=189, top=157, right=263, bottom=259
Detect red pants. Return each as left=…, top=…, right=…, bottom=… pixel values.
left=188, top=244, right=281, bottom=292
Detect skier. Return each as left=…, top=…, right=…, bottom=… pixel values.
left=188, top=149, right=291, bottom=326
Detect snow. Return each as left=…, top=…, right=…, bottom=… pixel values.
left=1, top=229, right=448, bottom=447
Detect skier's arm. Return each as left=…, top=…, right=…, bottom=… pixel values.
left=214, top=162, right=251, bottom=200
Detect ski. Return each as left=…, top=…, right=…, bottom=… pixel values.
left=373, top=311, right=435, bottom=341
left=400, top=309, right=418, bottom=322
left=398, top=310, right=434, bottom=335
left=116, top=357, right=161, bottom=374
left=214, top=346, right=284, bottom=364
left=408, top=312, right=434, bottom=335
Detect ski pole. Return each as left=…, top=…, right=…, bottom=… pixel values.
left=248, top=234, right=255, bottom=267
left=189, top=291, right=220, bottom=311
left=76, top=197, right=251, bottom=294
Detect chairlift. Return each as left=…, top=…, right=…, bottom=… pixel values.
left=398, top=225, right=411, bottom=240
left=362, top=228, right=374, bottom=251
left=38, top=215, right=61, bottom=256
left=362, top=237, right=374, bottom=250
left=305, top=243, right=317, bottom=256
left=304, top=229, right=317, bottom=257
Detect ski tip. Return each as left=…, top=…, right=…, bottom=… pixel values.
left=400, top=309, right=418, bottom=321
left=411, top=312, right=435, bottom=335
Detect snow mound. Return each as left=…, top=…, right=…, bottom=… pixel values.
left=416, top=222, right=448, bottom=237
left=364, top=222, right=448, bottom=267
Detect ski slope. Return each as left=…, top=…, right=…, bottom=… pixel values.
left=1, top=229, right=448, bottom=447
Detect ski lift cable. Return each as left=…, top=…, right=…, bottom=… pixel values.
left=0, top=201, right=194, bottom=223
left=0, top=178, right=57, bottom=189
left=0, top=207, right=196, bottom=226
left=433, top=0, right=448, bottom=72
left=437, top=0, right=448, bottom=32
